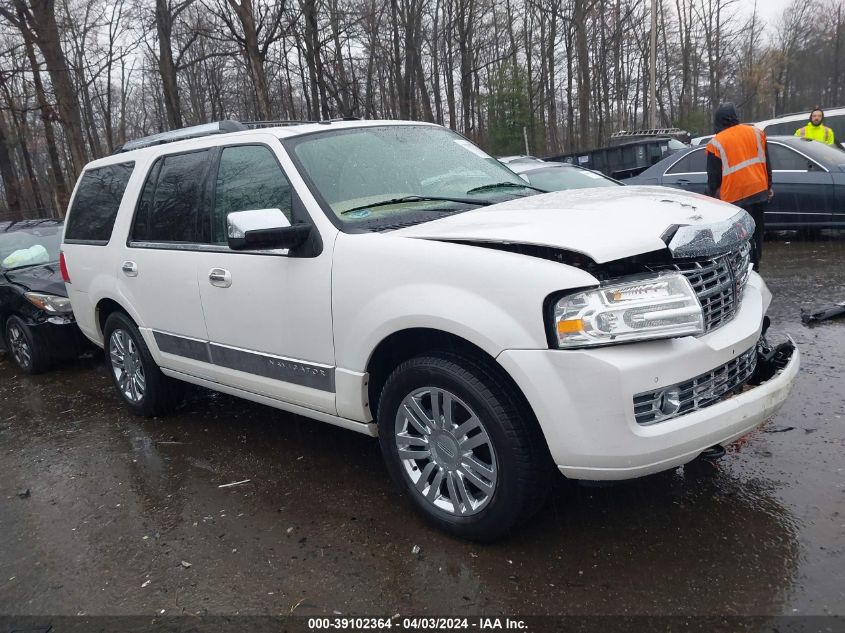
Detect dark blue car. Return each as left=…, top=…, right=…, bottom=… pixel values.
left=627, top=136, right=845, bottom=229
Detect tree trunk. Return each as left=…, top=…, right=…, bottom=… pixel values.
left=0, top=113, right=23, bottom=220
left=390, top=0, right=409, bottom=118
left=156, top=0, right=183, bottom=129
left=19, top=9, right=68, bottom=211
left=227, top=0, right=272, bottom=119
left=574, top=0, right=592, bottom=149
left=2, top=92, right=45, bottom=213
left=20, top=0, right=88, bottom=177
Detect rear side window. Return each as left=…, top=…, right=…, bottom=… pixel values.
left=211, top=145, right=292, bottom=243
left=666, top=149, right=705, bottom=174
left=665, top=153, right=692, bottom=175
left=64, top=162, right=134, bottom=243
left=769, top=144, right=813, bottom=171
left=131, top=150, right=211, bottom=243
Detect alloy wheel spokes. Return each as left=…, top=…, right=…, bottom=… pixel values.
left=395, top=387, right=497, bottom=516
left=109, top=329, right=145, bottom=403
left=8, top=325, right=31, bottom=367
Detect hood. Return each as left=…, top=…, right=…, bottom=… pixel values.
left=714, top=103, right=740, bottom=133
left=393, top=186, right=746, bottom=264
left=3, top=262, right=67, bottom=296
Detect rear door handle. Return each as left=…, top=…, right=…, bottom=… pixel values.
left=208, top=268, right=232, bottom=288
left=121, top=261, right=138, bottom=277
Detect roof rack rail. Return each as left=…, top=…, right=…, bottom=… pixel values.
left=116, top=117, right=365, bottom=153
left=116, top=120, right=246, bottom=153
left=244, top=117, right=360, bottom=128
left=244, top=120, right=318, bottom=128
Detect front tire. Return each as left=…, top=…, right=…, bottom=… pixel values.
left=5, top=316, right=49, bottom=374
left=103, top=312, right=181, bottom=416
left=377, top=352, right=549, bottom=541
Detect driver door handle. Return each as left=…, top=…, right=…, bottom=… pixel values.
left=209, top=268, right=232, bottom=288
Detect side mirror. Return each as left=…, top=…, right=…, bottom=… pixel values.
left=227, top=208, right=312, bottom=251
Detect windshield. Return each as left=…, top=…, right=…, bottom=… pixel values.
left=286, top=125, right=537, bottom=227
left=521, top=166, right=620, bottom=192
left=0, top=224, right=62, bottom=270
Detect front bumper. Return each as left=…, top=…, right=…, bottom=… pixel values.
left=498, top=274, right=800, bottom=480
left=28, top=317, right=90, bottom=360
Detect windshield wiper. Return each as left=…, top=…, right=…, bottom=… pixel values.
left=466, top=181, right=546, bottom=194
left=340, top=195, right=495, bottom=215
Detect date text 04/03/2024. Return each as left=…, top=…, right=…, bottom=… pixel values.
left=307, top=617, right=529, bottom=630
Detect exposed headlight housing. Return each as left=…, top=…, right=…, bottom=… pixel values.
left=24, top=292, right=73, bottom=315
left=551, top=273, right=704, bottom=348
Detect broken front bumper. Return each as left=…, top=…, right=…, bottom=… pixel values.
left=498, top=275, right=800, bottom=480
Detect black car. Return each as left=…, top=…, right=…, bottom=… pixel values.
left=627, top=136, right=845, bottom=228
left=0, top=219, right=87, bottom=373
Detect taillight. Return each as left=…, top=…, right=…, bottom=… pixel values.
left=59, top=251, right=71, bottom=283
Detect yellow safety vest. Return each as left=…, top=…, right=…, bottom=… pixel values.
left=795, top=123, right=835, bottom=145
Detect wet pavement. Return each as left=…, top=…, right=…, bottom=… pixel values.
left=0, top=238, right=843, bottom=618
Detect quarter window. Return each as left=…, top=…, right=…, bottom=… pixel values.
left=212, top=145, right=292, bottom=244
left=131, top=150, right=211, bottom=243
left=65, top=162, right=134, bottom=243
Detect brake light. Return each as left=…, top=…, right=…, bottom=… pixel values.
left=59, top=251, right=71, bottom=283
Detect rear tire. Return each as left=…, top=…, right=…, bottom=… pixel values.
left=103, top=312, right=182, bottom=416
left=377, top=351, right=549, bottom=541
left=4, top=316, right=49, bottom=374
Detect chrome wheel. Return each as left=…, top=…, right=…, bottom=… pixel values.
left=395, top=387, right=497, bottom=516
left=7, top=323, right=31, bottom=369
left=109, top=329, right=146, bottom=403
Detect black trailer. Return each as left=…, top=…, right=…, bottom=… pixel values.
left=545, top=136, right=687, bottom=180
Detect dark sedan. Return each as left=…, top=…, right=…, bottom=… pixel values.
left=507, top=161, right=622, bottom=191
left=0, top=219, right=87, bottom=373
left=627, top=136, right=845, bottom=228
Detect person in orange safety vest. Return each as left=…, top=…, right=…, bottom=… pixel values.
left=706, top=103, right=772, bottom=270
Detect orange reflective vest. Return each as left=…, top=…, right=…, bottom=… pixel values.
left=706, top=125, right=769, bottom=204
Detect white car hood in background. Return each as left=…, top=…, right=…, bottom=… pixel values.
left=394, top=186, right=743, bottom=263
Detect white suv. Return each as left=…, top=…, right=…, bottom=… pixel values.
left=61, top=120, right=799, bottom=540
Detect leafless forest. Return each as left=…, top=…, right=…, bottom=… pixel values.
left=0, top=0, right=843, bottom=218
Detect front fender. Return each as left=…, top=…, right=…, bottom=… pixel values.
left=332, top=232, right=598, bottom=372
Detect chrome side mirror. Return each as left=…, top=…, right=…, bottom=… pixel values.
left=227, top=208, right=311, bottom=251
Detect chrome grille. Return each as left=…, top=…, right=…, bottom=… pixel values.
left=633, top=345, right=758, bottom=425
left=649, top=239, right=752, bottom=333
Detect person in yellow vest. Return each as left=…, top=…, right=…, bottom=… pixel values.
left=706, top=103, right=773, bottom=270
left=794, top=108, right=835, bottom=145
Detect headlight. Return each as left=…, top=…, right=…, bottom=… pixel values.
left=551, top=273, right=703, bottom=348
left=24, top=292, right=73, bottom=314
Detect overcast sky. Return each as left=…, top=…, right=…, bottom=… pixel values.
left=745, top=0, right=795, bottom=30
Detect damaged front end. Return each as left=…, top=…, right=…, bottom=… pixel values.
left=633, top=330, right=796, bottom=427
left=750, top=334, right=797, bottom=386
